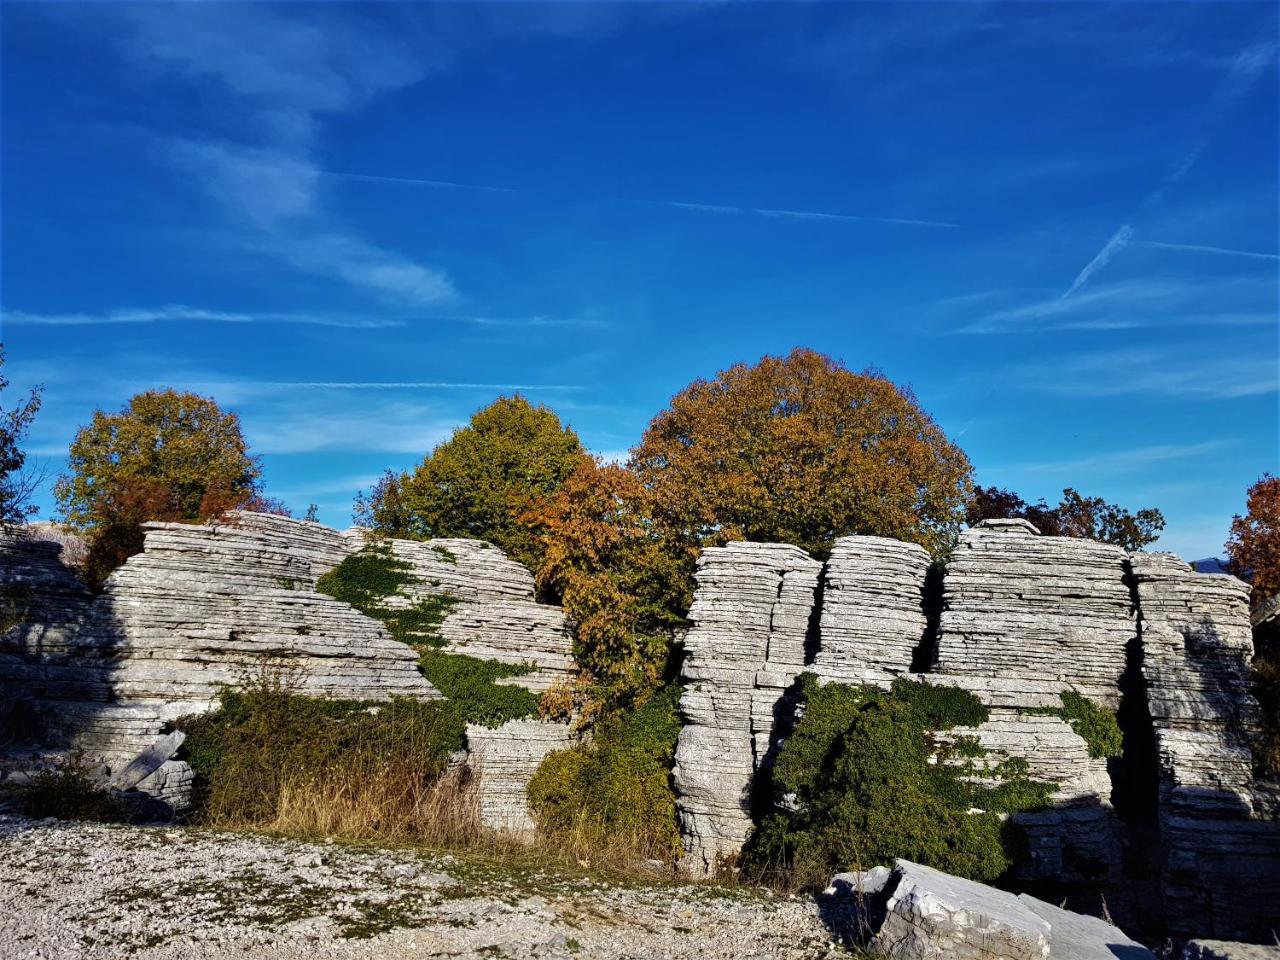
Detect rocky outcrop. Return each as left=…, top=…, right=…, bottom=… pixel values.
left=672, top=541, right=822, bottom=875
left=464, top=719, right=575, bottom=833
left=371, top=535, right=575, bottom=693
left=810, top=536, right=931, bottom=686
left=1132, top=553, right=1280, bottom=943
left=925, top=519, right=1135, bottom=887
left=1183, top=942, right=1280, bottom=960
left=934, top=519, right=1136, bottom=706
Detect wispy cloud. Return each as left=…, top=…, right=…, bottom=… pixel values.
left=100, top=5, right=456, bottom=305
left=2, top=304, right=404, bottom=330
left=994, top=439, right=1234, bottom=475
left=1061, top=38, right=1277, bottom=296
left=959, top=276, right=1276, bottom=334
left=1010, top=348, right=1279, bottom=399
left=185, top=380, right=585, bottom=393
left=1134, top=239, right=1280, bottom=261
left=327, top=169, right=957, bottom=229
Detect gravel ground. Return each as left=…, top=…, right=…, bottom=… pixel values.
left=0, top=815, right=848, bottom=960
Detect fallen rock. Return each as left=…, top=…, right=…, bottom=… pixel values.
left=1016, top=894, right=1154, bottom=960
left=873, top=860, right=1051, bottom=960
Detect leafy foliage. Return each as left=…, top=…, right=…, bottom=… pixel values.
left=354, top=396, right=589, bottom=574
left=1226, top=473, right=1280, bottom=607
left=1057, top=692, right=1123, bottom=760
left=53, top=390, right=282, bottom=582
left=6, top=758, right=124, bottom=822
left=744, top=676, right=1054, bottom=889
left=418, top=649, right=540, bottom=728
left=967, top=485, right=1165, bottom=551
left=179, top=681, right=465, bottom=826
left=0, top=346, right=44, bottom=524
left=631, top=348, right=972, bottom=559
left=315, top=543, right=538, bottom=727
left=527, top=684, right=682, bottom=861
left=528, top=459, right=691, bottom=703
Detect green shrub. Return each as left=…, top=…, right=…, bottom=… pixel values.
left=8, top=760, right=124, bottom=822
left=527, top=684, right=682, bottom=861
left=744, top=675, right=1053, bottom=889
left=1057, top=692, right=1123, bottom=760
left=418, top=650, right=540, bottom=728
left=179, top=681, right=466, bottom=826
left=316, top=544, right=536, bottom=727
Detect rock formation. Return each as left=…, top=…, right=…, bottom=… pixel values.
left=1, top=513, right=575, bottom=827
left=464, top=719, right=576, bottom=832
left=927, top=519, right=1134, bottom=887
left=672, top=541, right=822, bottom=875
left=810, top=535, right=931, bottom=686
left=1132, top=553, right=1280, bottom=943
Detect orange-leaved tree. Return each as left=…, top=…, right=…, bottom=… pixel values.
left=528, top=458, right=692, bottom=707
left=631, top=348, right=972, bottom=559
left=1227, top=473, right=1280, bottom=608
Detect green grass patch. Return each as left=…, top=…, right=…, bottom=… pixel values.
left=742, top=675, right=1054, bottom=889
left=1017, top=692, right=1123, bottom=760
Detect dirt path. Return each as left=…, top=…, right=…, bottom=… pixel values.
left=0, top=815, right=846, bottom=960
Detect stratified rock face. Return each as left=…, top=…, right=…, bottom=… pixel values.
left=1, top=516, right=439, bottom=784
left=932, top=520, right=1133, bottom=886
left=1131, top=553, right=1280, bottom=943
left=810, top=536, right=931, bottom=686
left=936, top=519, right=1136, bottom=706
left=672, top=541, right=822, bottom=876
left=465, top=720, right=575, bottom=833
left=370, top=536, right=575, bottom=693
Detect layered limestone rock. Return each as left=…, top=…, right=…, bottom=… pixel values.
left=373, top=536, right=575, bottom=693
left=810, top=535, right=931, bottom=686
left=673, top=541, right=822, bottom=875
left=464, top=720, right=575, bottom=833
left=1131, top=553, right=1280, bottom=943
left=925, top=519, right=1135, bottom=886
left=935, top=519, right=1136, bottom=706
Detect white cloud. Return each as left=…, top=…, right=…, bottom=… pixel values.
left=1134, top=239, right=1280, bottom=261
left=102, top=5, right=455, bottom=305
left=1011, top=348, right=1279, bottom=399
left=2, top=305, right=404, bottom=329
left=994, top=440, right=1234, bottom=475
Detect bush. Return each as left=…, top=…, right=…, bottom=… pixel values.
left=7, top=758, right=124, bottom=822
left=527, top=684, right=683, bottom=862
left=316, top=545, right=538, bottom=727
left=743, top=676, right=1053, bottom=889
left=179, top=681, right=467, bottom=838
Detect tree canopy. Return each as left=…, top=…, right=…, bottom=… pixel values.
left=354, top=395, right=588, bottom=574
left=0, top=347, right=43, bottom=524
left=54, top=390, right=273, bottom=583
left=1227, top=473, right=1280, bottom=607
left=631, top=348, right=973, bottom=558
left=966, top=485, right=1165, bottom=551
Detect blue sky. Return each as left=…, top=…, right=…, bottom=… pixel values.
left=2, top=2, right=1276, bottom=560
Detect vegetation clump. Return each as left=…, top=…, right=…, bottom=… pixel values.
left=528, top=684, right=683, bottom=862
left=743, top=676, right=1054, bottom=889
left=316, top=543, right=539, bottom=726
left=966, top=485, right=1164, bottom=551
left=179, top=680, right=467, bottom=837
left=5, top=759, right=124, bottom=823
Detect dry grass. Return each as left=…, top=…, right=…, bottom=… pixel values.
left=261, top=762, right=481, bottom=847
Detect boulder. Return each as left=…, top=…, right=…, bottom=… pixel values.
left=873, top=860, right=1051, bottom=960
left=1016, top=894, right=1154, bottom=960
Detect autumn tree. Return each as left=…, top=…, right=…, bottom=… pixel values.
left=354, top=396, right=589, bottom=574
left=55, top=390, right=274, bottom=582
left=1227, top=474, right=1280, bottom=607
left=631, top=349, right=972, bottom=558
left=966, top=485, right=1165, bottom=551
left=0, top=346, right=43, bottom=524
left=529, top=459, right=692, bottom=702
